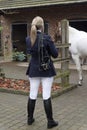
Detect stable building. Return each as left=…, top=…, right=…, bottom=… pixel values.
left=0, top=0, right=87, bottom=62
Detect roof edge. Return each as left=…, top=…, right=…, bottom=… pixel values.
left=0, top=0, right=87, bottom=10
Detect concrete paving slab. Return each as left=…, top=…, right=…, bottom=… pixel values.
left=0, top=62, right=87, bottom=130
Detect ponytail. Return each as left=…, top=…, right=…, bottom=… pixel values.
left=30, top=25, right=37, bottom=46
left=30, top=16, right=44, bottom=46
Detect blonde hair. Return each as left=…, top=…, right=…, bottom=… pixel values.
left=30, top=16, right=44, bottom=46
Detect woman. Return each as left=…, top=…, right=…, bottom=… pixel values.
left=26, top=16, right=58, bottom=129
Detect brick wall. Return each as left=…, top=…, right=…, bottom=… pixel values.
left=0, top=3, right=87, bottom=61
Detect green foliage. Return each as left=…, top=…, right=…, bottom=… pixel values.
left=0, top=26, right=3, bottom=31
left=13, top=50, right=26, bottom=61
left=27, top=54, right=31, bottom=62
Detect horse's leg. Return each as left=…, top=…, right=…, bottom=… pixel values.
left=72, top=54, right=83, bottom=86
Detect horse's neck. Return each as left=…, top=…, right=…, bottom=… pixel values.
left=69, top=26, right=79, bottom=43
left=69, top=26, right=87, bottom=43
left=69, top=26, right=79, bottom=35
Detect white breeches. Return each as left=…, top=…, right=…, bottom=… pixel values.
left=29, top=77, right=54, bottom=100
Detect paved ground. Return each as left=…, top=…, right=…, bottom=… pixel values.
left=0, top=62, right=87, bottom=130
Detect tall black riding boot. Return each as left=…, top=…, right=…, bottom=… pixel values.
left=43, top=98, right=58, bottom=129
left=27, top=98, right=36, bottom=125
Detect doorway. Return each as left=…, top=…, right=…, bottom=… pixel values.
left=12, top=23, right=27, bottom=54
left=69, top=20, right=87, bottom=32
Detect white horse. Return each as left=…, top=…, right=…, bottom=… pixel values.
left=54, top=23, right=87, bottom=85
left=69, top=26, right=87, bottom=85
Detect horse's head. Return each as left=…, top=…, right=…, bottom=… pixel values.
left=53, top=21, right=62, bottom=43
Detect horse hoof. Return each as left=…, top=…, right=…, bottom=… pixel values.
left=78, top=78, right=83, bottom=86
left=78, top=83, right=82, bottom=86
